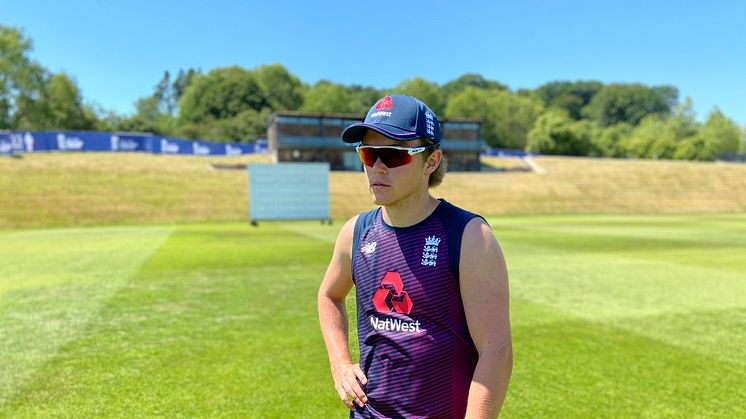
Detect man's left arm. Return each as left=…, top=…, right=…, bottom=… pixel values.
left=460, top=217, right=512, bottom=418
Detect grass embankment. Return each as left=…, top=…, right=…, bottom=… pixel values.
left=2, top=153, right=746, bottom=229
left=1, top=215, right=745, bottom=417
left=0, top=153, right=271, bottom=229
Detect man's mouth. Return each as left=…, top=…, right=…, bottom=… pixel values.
left=370, top=182, right=390, bottom=189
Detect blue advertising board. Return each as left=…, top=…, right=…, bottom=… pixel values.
left=0, top=131, right=264, bottom=156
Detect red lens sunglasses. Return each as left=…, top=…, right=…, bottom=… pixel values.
left=356, top=144, right=437, bottom=168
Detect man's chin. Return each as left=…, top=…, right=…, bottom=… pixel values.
left=372, top=197, right=389, bottom=206
left=370, top=190, right=392, bottom=206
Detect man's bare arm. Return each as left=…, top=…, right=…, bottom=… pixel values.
left=317, top=215, right=368, bottom=409
left=461, top=218, right=513, bottom=418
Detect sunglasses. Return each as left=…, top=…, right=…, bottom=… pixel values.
left=356, top=145, right=437, bottom=168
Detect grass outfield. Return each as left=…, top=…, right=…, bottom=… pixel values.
left=1, top=214, right=746, bottom=417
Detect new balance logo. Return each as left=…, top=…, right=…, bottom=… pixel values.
left=360, top=242, right=377, bottom=254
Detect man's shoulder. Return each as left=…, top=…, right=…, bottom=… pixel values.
left=438, top=199, right=480, bottom=220
left=333, top=216, right=358, bottom=251
left=351, top=208, right=379, bottom=238
left=437, top=199, right=483, bottom=232
left=344, top=208, right=381, bottom=259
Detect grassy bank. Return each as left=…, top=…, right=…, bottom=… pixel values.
left=2, top=153, right=745, bottom=229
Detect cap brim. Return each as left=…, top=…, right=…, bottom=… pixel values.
left=341, top=122, right=420, bottom=143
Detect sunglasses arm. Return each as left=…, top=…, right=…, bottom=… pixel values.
left=407, top=147, right=427, bottom=155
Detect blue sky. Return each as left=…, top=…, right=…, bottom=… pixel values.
left=2, top=0, right=744, bottom=125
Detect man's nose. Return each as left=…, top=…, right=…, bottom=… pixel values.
left=372, top=157, right=388, bottom=172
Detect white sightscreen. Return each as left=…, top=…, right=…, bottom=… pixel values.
left=248, top=163, right=330, bottom=222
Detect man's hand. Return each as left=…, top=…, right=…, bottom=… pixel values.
left=332, top=362, right=368, bottom=409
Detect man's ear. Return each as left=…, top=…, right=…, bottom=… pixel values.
left=424, top=149, right=442, bottom=175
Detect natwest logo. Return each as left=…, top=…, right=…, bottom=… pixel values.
left=372, top=271, right=413, bottom=314
left=375, top=95, right=393, bottom=110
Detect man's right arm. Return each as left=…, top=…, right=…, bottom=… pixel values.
left=317, top=215, right=368, bottom=409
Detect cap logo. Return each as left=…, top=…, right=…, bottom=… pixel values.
left=375, top=96, right=394, bottom=110
left=425, top=111, right=435, bottom=137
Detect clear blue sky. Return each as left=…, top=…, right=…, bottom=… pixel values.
left=2, top=0, right=744, bottom=125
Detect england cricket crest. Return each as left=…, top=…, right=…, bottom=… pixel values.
left=421, top=235, right=441, bottom=267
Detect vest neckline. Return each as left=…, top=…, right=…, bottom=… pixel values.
left=378, top=199, right=446, bottom=232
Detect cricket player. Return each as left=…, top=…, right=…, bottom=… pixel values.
left=318, top=94, right=512, bottom=418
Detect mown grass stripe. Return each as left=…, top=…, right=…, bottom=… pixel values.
left=504, top=300, right=746, bottom=418
left=1, top=223, right=342, bottom=417
left=0, top=226, right=173, bottom=409
left=505, top=239, right=746, bottom=316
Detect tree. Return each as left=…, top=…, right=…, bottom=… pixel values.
left=534, top=80, right=603, bottom=120
left=115, top=96, right=175, bottom=135
left=172, top=68, right=200, bottom=105
left=153, top=71, right=173, bottom=115
left=217, top=107, right=271, bottom=142
left=670, top=97, right=700, bottom=138
left=178, top=107, right=270, bottom=142
left=672, top=135, right=706, bottom=161
left=42, top=72, right=96, bottom=129
left=176, top=66, right=271, bottom=141
left=441, top=73, right=507, bottom=101
left=687, top=108, right=742, bottom=160
left=525, top=109, right=595, bottom=156
left=347, top=84, right=383, bottom=114
left=0, top=25, right=47, bottom=128
left=12, top=72, right=97, bottom=130
left=591, top=123, right=633, bottom=158
left=621, top=111, right=698, bottom=160
left=116, top=68, right=200, bottom=136
left=179, top=66, right=268, bottom=124
left=252, top=64, right=305, bottom=111
left=652, top=85, right=679, bottom=110
left=446, top=87, right=543, bottom=149
left=391, top=77, right=444, bottom=117
left=300, top=81, right=355, bottom=113
left=583, top=83, right=672, bottom=127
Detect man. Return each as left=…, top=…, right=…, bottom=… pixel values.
left=318, top=94, right=512, bottom=418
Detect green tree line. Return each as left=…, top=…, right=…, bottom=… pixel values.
left=3, top=25, right=744, bottom=160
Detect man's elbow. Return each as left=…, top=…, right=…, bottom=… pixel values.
left=479, top=341, right=512, bottom=382
left=318, top=286, right=348, bottom=309
left=502, top=344, right=513, bottom=381
left=491, top=342, right=512, bottom=369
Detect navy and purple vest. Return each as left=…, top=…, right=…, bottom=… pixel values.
left=350, top=199, right=482, bottom=419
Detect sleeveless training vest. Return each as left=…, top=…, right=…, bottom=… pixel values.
left=350, top=199, right=482, bottom=419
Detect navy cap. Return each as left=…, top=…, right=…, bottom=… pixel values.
left=341, top=94, right=441, bottom=144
